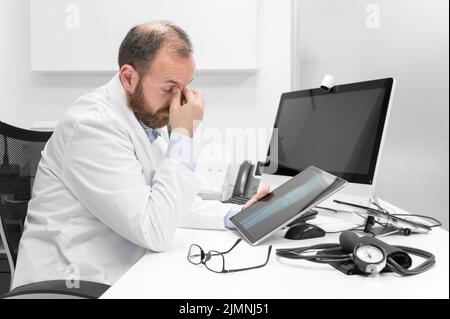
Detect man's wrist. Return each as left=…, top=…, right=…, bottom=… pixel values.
left=170, top=127, right=193, bottom=138
left=166, top=131, right=199, bottom=172
left=224, top=205, right=243, bottom=229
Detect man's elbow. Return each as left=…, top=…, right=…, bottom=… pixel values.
left=143, top=218, right=177, bottom=252
left=147, top=235, right=173, bottom=252
left=143, top=195, right=191, bottom=252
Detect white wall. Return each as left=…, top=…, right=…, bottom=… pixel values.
left=31, top=0, right=259, bottom=72
left=192, top=1, right=292, bottom=164
left=297, top=0, right=449, bottom=229
left=0, top=0, right=291, bottom=164
left=0, top=0, right=112, bottom=128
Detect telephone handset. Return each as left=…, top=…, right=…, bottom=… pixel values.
left=196, top=161, right=260, bottom=202
left=232, top=161, right=253, bottom=197
left=223, top=161, right=260, bottom=204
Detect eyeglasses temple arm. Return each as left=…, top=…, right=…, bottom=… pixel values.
left=219, top=238, right=242, bottom=255
left=225, top=246, right=272, bottom=273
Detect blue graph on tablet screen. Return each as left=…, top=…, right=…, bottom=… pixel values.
left=240, top=175, right=327, bottom=228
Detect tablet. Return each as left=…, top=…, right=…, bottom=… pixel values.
left=230, top=166, right=348, bottom=245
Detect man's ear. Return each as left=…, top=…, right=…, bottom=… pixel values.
left=119, top=65, right=139, bottom=94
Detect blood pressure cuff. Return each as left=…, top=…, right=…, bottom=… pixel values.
left=359, top=236, right=412, bottom=269
left=324, top=236, right=412, bottom=275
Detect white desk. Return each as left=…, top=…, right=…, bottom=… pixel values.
left=101, top=199, right=449, bottom=299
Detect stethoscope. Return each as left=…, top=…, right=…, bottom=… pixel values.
left=275, top=231, right=435, bottom=276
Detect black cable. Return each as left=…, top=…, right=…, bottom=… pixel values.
left=371, top=201, right=442, bottom=228
left=372, top=218, right=390, bottom=228
left=338, top=200, right=438, bottom=231
left=322, top=211, right=377, bottom=236
left=316, top=210, right=441, bottom=238
left=353, top=211, right=392, bottom=229
left=322, top=212, right=367, bottom=234
left=276, top=244, right=353, bottom=264
left=393, top=214, right=442, bottom=228
left=354, top=211, right=440, bottom=234
left=325, top=227, right=375, bottom=237
left=325, top=227, right=362, bottom=234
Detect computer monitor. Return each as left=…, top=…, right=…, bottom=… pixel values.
left=259, top=78, right=396, bottom=208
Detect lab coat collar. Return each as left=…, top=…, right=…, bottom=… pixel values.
left=104, top=73, right=169, bottom=183
left=106, top=73, right=169, bottom=142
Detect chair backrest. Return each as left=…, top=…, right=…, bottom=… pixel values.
left=0, top=121, right=52, bottom=275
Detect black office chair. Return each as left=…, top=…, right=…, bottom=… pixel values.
left=0, top=121, right=110, bottom=299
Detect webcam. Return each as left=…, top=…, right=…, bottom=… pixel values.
left=320, top=74, right=335, bottom=92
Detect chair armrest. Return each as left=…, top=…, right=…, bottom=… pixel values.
left=1, top=280, right=110, bottom=299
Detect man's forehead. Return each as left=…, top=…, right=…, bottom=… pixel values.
left=150, top=50, right=195, bottom=85
left=163, top=78, right=193, bottom=86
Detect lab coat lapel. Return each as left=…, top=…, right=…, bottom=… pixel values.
left=105, top=73, right=169, bottom=184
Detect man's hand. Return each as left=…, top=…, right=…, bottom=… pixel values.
left=243, top=185, right=270, bottom=209
left=169, top=87, right=204, bottom=137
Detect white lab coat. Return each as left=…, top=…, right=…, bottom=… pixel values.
left=12, top=74, right=235, bottom=288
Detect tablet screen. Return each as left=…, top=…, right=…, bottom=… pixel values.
left=230, top=166, right=347, bottom=245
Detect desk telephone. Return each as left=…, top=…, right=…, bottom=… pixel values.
left=195, top=161, right=261, bottom=202
left=222, top=160, right=261, bottom=205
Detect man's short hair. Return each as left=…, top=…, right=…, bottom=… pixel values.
left=118, top=21, right=193, bottom=76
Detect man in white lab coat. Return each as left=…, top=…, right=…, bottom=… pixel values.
left=13, top=22, right=269, bottom=288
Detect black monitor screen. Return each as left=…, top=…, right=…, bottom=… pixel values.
left=264, top=78, right=393, bottom=184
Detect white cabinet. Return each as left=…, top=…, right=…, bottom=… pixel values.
left=30, top=0, right=259, bottom=72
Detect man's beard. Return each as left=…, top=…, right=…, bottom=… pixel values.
left=127, top=80, right=170, bottom=129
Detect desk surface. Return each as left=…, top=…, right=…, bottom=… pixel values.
left=101, top=199, right=449, bottom=299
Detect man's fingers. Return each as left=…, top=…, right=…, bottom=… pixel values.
left=182, top=87, right=196, bottom=102
left=253, top=185, right=270, bottom=200
left=171, top=87, right=181, bottom=108
left=243, top=185, right=270, bottom=209
left=243, top=198, right=256, bottom=209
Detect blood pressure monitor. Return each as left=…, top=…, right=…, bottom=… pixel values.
left=353, top=243, right=387, bottom=274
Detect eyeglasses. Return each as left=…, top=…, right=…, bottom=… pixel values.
left=187, top=238, right=272, bottom=273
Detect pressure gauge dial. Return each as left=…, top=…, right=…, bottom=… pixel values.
left=353, top=243, right=387, bottom=274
